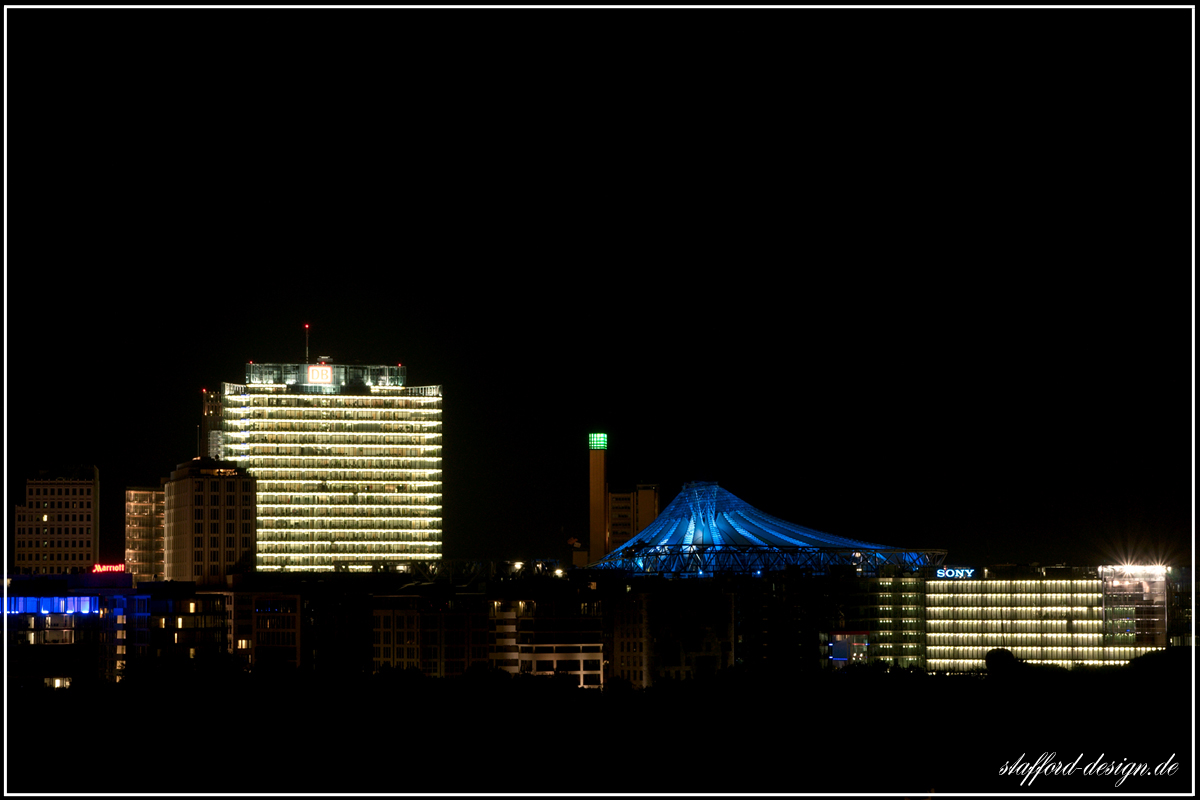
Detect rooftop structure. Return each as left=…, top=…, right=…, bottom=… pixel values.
left=589, top=481, right=946, bottom=577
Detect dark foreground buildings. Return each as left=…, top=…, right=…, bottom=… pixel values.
left=6, top=572, right=226, bottom=688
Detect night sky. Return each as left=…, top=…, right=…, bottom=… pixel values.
left=6, top=9, right=1191, bottom=575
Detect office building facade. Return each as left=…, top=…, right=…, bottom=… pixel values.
left=608, top=483, right=660, bottom=553
left=1166, top=565, right=1192, bottom=647
left=925, top=565, right=1167, bottom=671
left=219, top=362, right=442, bottom=572
left=1097, top=564, right=1168, bottom=647
left=163, top=458, right=258, bottom=586
left=12, top=466, right=100, bottom=575
left=490, top=594, right=605, bottom=687
left=822, top=572, right=928, bottom=669
left=125, top=487, right=165, bottom=584
left=372, top=595, right=489, bottom=677
left=206, top=590, right=303, bottom=671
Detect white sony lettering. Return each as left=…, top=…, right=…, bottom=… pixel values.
left=936, top=568, right=975, bottom=578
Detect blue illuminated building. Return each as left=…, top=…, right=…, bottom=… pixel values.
left=590, top=482, right=946, bottom=577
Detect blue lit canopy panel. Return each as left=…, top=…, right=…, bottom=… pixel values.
left=6, top=596, right=99, bottom=614
left=589, top=482, right=946, bottom=577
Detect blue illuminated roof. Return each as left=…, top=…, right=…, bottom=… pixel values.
left=617, top=482, right=887, bottom=551
left=590, top=482, right=945, bottom=577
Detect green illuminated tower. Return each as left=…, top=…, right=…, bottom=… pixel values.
left=587, top=433, right=608, bottom=566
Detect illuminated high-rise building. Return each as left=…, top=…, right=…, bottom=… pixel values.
left=924, top=564, right=1169, bottom=671
left=125, top=486, right=165, bottom=583
left=219, top=361, right=442, bottom=573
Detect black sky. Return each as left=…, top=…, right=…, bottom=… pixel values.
left=6, top=9, right=1192, bottom=574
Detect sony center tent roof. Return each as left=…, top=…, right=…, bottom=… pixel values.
left=589, top=481, right=945, bottom=577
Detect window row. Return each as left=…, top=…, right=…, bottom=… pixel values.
left=17, top=553, right=91, bottom=561
left=193, top=536, right=252, bottom=548
left=20, top=503, right=92, bottom=514
left=190, top=522, right=254, bottom=535
left=192, top=494, right=255, bottom=507
left=193, top=550, right=240, bottom=562
left=16, top=539, right=93, bottom=548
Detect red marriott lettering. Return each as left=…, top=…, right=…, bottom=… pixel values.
left=92, top=564, right=125, bottom=573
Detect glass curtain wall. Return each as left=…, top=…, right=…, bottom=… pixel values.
left=221, top=380, right=442, bottom=572
left=926, top=578, right=1164, bottom=672
left=124, top=488, right=165, bottom=582
left=1099, top=565, right=1168, bottom=647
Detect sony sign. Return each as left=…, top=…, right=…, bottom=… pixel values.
left=308, top=365, right=333, bottom=384
left=937, top=568, right=976, bottom=579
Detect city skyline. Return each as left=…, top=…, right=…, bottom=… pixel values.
left=6, top=8, right=1191, bottom=578
left=7, top=268, right=1189, bottom=574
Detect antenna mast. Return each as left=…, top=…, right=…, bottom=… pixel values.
left=305, top=323, right=310, bottom=364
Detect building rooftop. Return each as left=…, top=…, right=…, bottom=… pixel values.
left=241, top=362, right=407, bottom=391
left=590, top=481, right=946, bottom=577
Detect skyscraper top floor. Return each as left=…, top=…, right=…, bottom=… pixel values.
left=237, top=362, right=408, bottom=394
